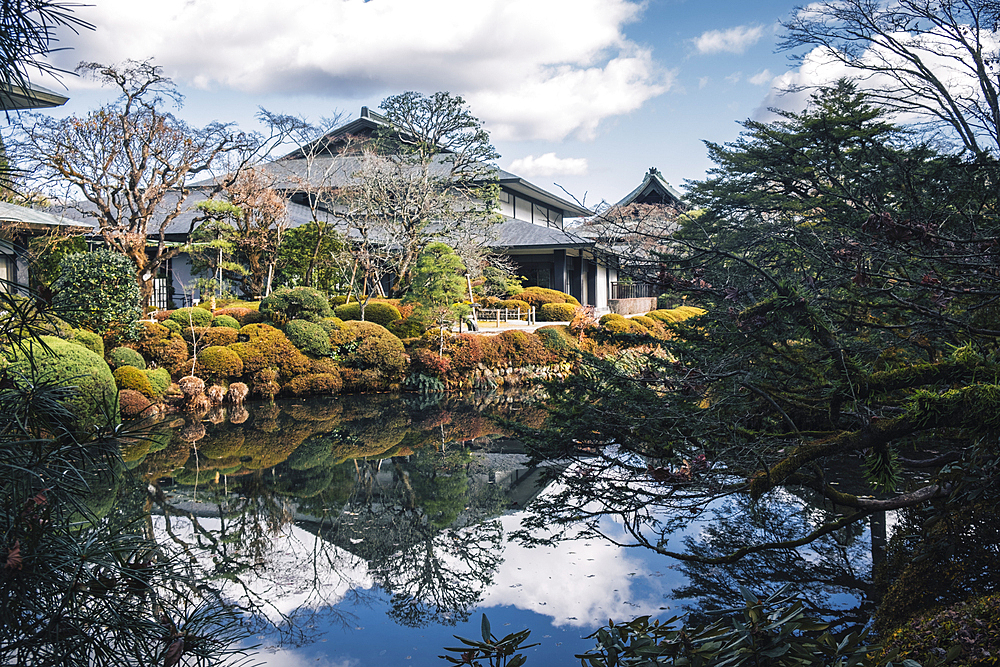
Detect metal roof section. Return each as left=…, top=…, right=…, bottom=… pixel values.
left=0, top=82, right=68, bottom=111
left=491, top=217, right=593, bottom=250
left=0, top=201, right=92, bottom=231
left=615, top=167, right=686, bottom=208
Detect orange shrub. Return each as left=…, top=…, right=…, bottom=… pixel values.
left=445, top=333, right=485, bottom=373
left=283, top=372, right=343, bottom=396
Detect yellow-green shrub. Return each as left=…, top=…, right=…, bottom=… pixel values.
left=228, top=324, right=311, bottom=380
left=169, top=306, right=213, bottom=328
left=5, top=336, right=119, bottom=429
left=518, top=286, right=579, bottom=308
left=334, top=301, right=402, bottom=327
left=283, top=372, right=343, bottom=396
left=194, top=346, right=244, bottom=379
left=329, top=320, right=407, bottom=390
left=484, top=330, right=552, bottom=367
left=113, top=365, right=157, bottom=399
left=144, top=367, right=171, bottom=396
left=536, top=325, right=579, bottom=357
left=284, top=319, right=331, bottom=357
left=108, top=346, right=146, bottom=370
left=211, top=314, right=241, bottom=329
left=647, top=306, right=707, bottom=323
left=70, top=328, right=105, bottom=357
left=539, top=302, right=579, bottom=321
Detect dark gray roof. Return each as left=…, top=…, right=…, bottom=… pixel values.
left=491, top=217, right=593, bottom=250
left=616, top=167, right=685, bottom=208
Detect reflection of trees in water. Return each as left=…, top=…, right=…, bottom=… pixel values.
left=315, top=449, right=506, bottom=627
left=138, top=395, right=526, bottom=640
left=671, top=492, right=871, bottom=629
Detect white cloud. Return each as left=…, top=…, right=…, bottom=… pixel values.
left=508, top=153, right=588, bottom=177
left=725, top=71, right=742, bottom=84
left=50, top=0, right=669, bottom=142
left=693, top=25, right=764, bottom=55
left=698, top=76, right=710, bottom=89
left=748, top=69, right=773, bottom=86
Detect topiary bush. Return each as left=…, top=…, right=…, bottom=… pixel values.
left=334, top=301, right=402, bottom=328
left=52, top=250, right=141, bottom=336
left=259, top=286, right=333, bottom=324
left=169, top=307, right=213, bottom=328
left=283, top=372, right=343, bottom=396
left=212, top=306, right=261, bottom=325
left=194, top=346, right=244, bottom=380
left=227, top=324, right=311, bottom=380
left=144, top=367, right=171, bottom=397
left=388, top=317, right=427, bottom=339
left=131, top=322, right=189, bottom=377
left=118, top=389, right=152, bottom=418
left=69, top=328, right=105, bottom=357
left=113, top=365, right=157, bottom=399
left=211, top=314, right=241, bottom=329
left=518, top=286, right=578, bottom=308
left=329, top=320, right=407, bottom=390
left=5, top=335, right=119, bottom=429
left=108, top=346, right=147, bottom=370
left=647, top=306, right=707, bottom=323
left=160, top=318, right=181, bottom=334
left=283, top=319, right=331, bottom=357
left=539, top=302, right=579, bottom=321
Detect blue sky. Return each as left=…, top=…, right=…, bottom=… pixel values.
left=31, top=0, right=833, bottom=208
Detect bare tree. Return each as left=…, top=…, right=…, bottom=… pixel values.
left=780, top=0, right=1000, bottom=155
left=13, top=60, right=261, bottom=307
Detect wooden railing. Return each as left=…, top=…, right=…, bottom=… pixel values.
left=610, top=281, right=659, bottom=300
left=474, top=306, right=536, bottom=327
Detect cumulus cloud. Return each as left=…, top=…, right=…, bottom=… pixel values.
left=749, top=69, right=773, bottom=86
left=693, top=25, right=765, bottom=55
left=508, top=153, right=588, bottom=177
left=49, top=0, right=670, bottom=142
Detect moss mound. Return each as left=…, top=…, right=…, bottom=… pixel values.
left=334, top=301, right=403, bottom=328
left=284, top=319, right=331, bottom=357
left=6, top=336, right=119, bottom=429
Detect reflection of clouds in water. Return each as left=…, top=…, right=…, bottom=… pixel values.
left=482, top=512, right=670, bottom=628
left=152, top=517, right=373, bottom=622
left=249, top=649, right=359, bottom=667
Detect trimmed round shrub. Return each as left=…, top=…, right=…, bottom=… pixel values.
left=283, top=372, right=343, bottom=396
left=169, top=306, right=213, bottom=328
left=52, top=249, right=141, bottom=335
left=228, top=324, right=311, bottom=380
left=518, top=286, right=578, bottom=308
left=631, top=315, right=667, bottom=337
left=211, top=314, right=241, bottom=329
left=647, top=306, right=707, bottom=323
left=200, top=327, right=239, bottom=348
left=600, top=313, right=626, bottom=326
left=144, top=367, right=171, bottom=397
left=284, top=319, right=331, bottom=357
left=601, top=314, right=644, bottom=334
left=70, top=329, right=105, bottom=357
left=330, top=320, right=407, bottom=389
left=118, top=389, right=152, bottom=418
left=194, top=346, right=244, bottom=379
left=539, top=302, right=579, bottom=322
left=212, top=306, right=261, bottom=325
left=388, top=317, right=427, bottom=339
left=259, top=286, right=333, bottom=324
left=113, top=365, right=157, bottom=399
left=161, top=318, right=182, bottom=334
left=5, top=336, right=119, bottom=429
left=334, top=301, right=402, bottom=328
left=108, top=346, right=147, bottom=370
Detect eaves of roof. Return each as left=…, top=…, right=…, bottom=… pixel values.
left=497, top=171, right=592, bottom=218
left=491, top=217, right=594, bottom=250
left=0, top=201, right=92, bottom=230
left=616, top=168, right=686, bottom=208
left=0, top=82, right=68, bottom=111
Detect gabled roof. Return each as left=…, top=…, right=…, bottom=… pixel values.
left=616, top=167, right=685, bottom=209
left=0, top=201, right=91, bottom=232
left=0, top=83, right=68, bottom=111
left=497, top=170, right=592, bottom=218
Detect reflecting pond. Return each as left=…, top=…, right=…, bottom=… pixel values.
left=132, top=391, right=876, bottom=666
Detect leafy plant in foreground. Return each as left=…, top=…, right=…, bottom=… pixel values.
left=440, top=614, right=537, bottom=667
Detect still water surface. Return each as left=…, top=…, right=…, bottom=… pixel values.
left=143, top=391, right=872, bottom=666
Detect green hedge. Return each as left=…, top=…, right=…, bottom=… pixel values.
left=334, top=301, right=402, bottom=328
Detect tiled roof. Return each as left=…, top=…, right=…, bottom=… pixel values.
left=0, top=201, right=92, bottom=229
left=616, top=167, right=686, bottom=208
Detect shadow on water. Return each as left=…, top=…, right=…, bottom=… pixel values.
left=107, top=389, right=879, bottom=662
